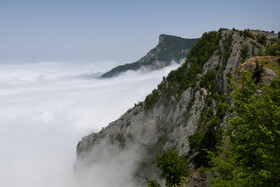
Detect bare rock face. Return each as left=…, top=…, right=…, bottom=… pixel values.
left=76, top=29, right=277, bottom=186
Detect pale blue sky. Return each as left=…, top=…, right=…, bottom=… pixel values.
left=1, top=0, right=279, bottom=64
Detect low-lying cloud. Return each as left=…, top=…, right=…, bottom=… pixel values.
left=74, top=141, right=144, bottom=187
left=0, top=61, right=180, bottom=187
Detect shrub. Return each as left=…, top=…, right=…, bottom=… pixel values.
left=266, top=41, right=280, bottom=56
left=155, top=149, right=187, bottom=187
left=115, top=133, right=126, bottom=148
left=240, top=45, right=249, bottom=63
left=147, top=180, right=160, bottom=187
left=257, top=34, right=267, bottom=45
left=252, top=61, right=264, bottom=83
left=216, top=102, right=228, bottom=119
left=188, top=116, right=222, bottom=167
left=240, top=29, right=254, bottom=39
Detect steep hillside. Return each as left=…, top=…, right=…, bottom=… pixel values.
left=76, top=29, right=279, bottom=186
left=101, top=35, right=198, bottom=78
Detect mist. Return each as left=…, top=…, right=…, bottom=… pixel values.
left=0, top=61, right=180, bottom=187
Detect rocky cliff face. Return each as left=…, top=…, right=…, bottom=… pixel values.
left=76, top=29, right=278, bottom=186
left=101, top=35, right=198, bottom=78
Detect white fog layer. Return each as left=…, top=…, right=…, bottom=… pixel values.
left=0, top=61, right=180, bottom=187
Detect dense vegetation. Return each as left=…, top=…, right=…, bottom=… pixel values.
left=210, top=72, right=280, bottom=186
left=145, top=29, right=280, bottom=186
left=152, top=72, right=280, bottom=187
left=155, top=149, right=187, bottom=187
left=145, top=31, right=221, bottom=110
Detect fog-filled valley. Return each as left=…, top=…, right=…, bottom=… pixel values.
left=0, top=61, right=180, bottom=187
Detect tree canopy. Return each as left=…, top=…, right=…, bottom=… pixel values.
left=155, top=149, right=187, bottom=187
left=210, top=71, right=280, bottom=186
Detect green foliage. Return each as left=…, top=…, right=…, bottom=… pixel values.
left=221, top=32, right=233, bottom=69
left=147, top=180, right=161, bottom=187
left=188, top=77, right=228, bottom=168
left=266, top=40, right=280, bottom=56
left=240, top=45, right=249, bottom=63
left=169, top=31, right=220, bottom=89
left=155, top=149, right=187, bottom=187
left=187, top=31, right=221, bottom=65
left=186, top=93, right=195, bottom=111
left=115, top=133, right=126, bottom=148
left=239, top=29, right=254, bottom=39
left=218, top=28, right=228, bottom=32
left=252, top=61, right=264, bottom=83
left=210, top=72, right=280, bottom=186
left=216, top=102, right=228, bottom=119
left=144, top=31, right=221, bottom=110
left=188, top=116, right=222, bottom=167
left=257, top=34, right=267, bottom=45
left=200, top=71, right=217, bottom=91
left=171, top=177, right=186, bottom=187
left=144, top=89, right=160, bottom=110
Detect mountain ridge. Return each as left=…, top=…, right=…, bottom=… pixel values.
left=101, top=34, right=199, bottom=78
left=76, top=29, right=279, bottom=186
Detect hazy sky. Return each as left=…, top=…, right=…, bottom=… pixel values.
left=1, top=0, right=279, bottom=64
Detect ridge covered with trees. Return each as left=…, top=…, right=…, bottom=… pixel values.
left=150, top=29, right=280, bottom=186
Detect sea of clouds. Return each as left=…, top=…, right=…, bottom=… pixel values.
left=0, top=61, right=180, bottom=187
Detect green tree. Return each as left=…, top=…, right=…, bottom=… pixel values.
left=210, top=71, right=280, bottom=186
left=266, top=40, right=280, bottom=56
left=147, top=180, right=160, bottom=187
left=257, top=34, right=267, bottom=45
left=252, top=61, right=264, bottom=83
left=155, top=149, right=187, bottom=187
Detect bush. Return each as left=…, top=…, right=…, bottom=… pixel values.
left=115, top=133, right=126, bottom=148
left=252, top=61, right=264, bottom=83
left=188, top=116, right=222, bottom=167
left=200, top=71, right=216, bottom=91
left=240, top=29, right=254, bottom=39
left=147, top=180, right=160, bottom=187
left=257, top=34, right=267, bottom=45
left=266, top=41, right=280, bottom=56
left=144, top=89, right=160, bottom=110
left=240, top=45, right=248, bottom=63
left=155, top=149, right=187, bottom=187
left=216, top=102, right=228, bottom=119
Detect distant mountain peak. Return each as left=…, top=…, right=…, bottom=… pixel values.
left=100, top=34, right=199, bottom=78
left=159, top=34, right=185, bottom=42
